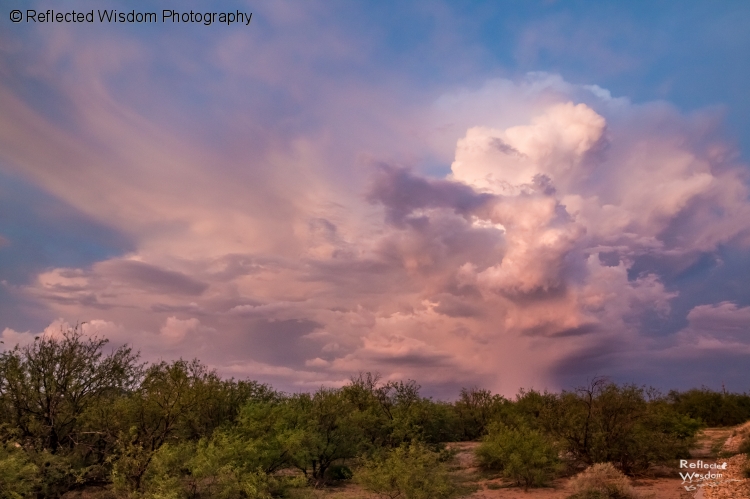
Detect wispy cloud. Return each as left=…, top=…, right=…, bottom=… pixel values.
left=2, top=3, right=750, bottom=396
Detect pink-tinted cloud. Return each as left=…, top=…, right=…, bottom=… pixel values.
left=2, top=22, right=750, bottom=399
left=668, top=302, right=750, bottom=356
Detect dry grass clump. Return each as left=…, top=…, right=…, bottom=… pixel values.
left=739, top=432, right=750, bottom=456
left=567, top=463, right=638, bottom=499
left=725, top=421, right=750, bottom=455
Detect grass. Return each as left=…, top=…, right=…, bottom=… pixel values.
left=567, top=463, right=639, bottom=499
left=711, top=438, right=729, bottom=457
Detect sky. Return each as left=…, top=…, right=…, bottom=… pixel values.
left=1, top=0, right=750, bottom=397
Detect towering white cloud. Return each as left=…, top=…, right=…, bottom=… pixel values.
left=3, top=70, right=750, bottom=396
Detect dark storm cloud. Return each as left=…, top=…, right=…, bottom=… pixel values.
left=432, top=294, right=483, bottom=318
left=3, top=0, right=750, bottom=400
left=101, top=260, right=209, bottom=296
left=244, top=319, right=323, bottom=367
left=366, top=164, right=495, bottom=226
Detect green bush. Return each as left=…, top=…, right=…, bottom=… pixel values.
left=567, top=462, right=638, bottom=499
left=135, top=439, right=306, bottom=499
left=135, top=442, right=192, bottom=499
left=356, top=441, right=454, bottom=499
left=668, top=388, right=750, bottom=427
left=0, top=443, right=40, bottom=499
left=452, top=388, right=507, bottom=441
left=538, top=380, right=702, bottom=474
left=187, top=438, right=280, bottom=499
left=475, top=423, right=559, bottom=490
left=326, top=464, right=353, bottom=480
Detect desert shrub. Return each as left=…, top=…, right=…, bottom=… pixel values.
left=0, top=326, right=142, bottom=455
left=452, top=388, right=508, bottom=441
left=568, top=463, right=638, bottom=499
left=186, top=434, right=305, bottom=498
left=270, top=389, right=364, bottom=481
left=344, top=373, right=462, bottom=447
left=136, top=439, right=306, bottom=499
left=0, top=443, right=40, bottom=498
left=475, top=423, right=559, bottom=490
left=356, top=441, right=454, bottom=499
left=667, top=389, right=750, bottom=427
left=134, top=442, right=193, bottom=499
left=35, top=450, right=79, bottom=499
left=398, top=398, right=460, bottom=444
left=186, top=467, right=278, bottom=499
left=539, top=380, right=701, bottom=474
left=510, top=389, right=558, bottom=430
left=326, top=464, right=353, bottom=480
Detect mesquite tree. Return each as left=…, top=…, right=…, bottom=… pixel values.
left=0, top=324, right=142, bottom=453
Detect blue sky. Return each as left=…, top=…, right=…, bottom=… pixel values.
left=1, top=0, right=749, bottom=396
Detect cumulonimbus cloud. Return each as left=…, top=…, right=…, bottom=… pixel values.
left=3, top=72, right=750, bottom=396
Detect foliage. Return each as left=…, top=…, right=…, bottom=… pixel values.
left=0, top=325, right=142, bottom=495
left=285, top=389, right=363, bottom=481
left=135, top=438, right=307, bottom=499
left=0, top=324, right=142, bottom=454
left=356, top=441, right=455, bottom=499
left=475, top=422, right=560, bottom=490
left=0, top=442, right=39, bottom=499
left=0, top=328, right=724, bottom=497
left=667, top=388, right=750, bottom=427
left=346, top=374, right=443, bottom=446
left=537, top=378, right=702, bottom=474
left=111, top=359, right=219, bottom=491
left=452, top=388, right=507, bottom=441
left=343, top=373, right=462, bottom=448
left=187, top=443, right=300, bottom=499
left=231, top=400, right=305, bottom=474
left=326, top=463, right=353, bottom=480
left=510, top=388, right=558, bottom=429
left=567, top=462, right=638, bottom=499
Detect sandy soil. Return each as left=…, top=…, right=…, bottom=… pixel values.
left=464, top=479, right=688, bottom=499
left=691, top=427, right=735, bottom=458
